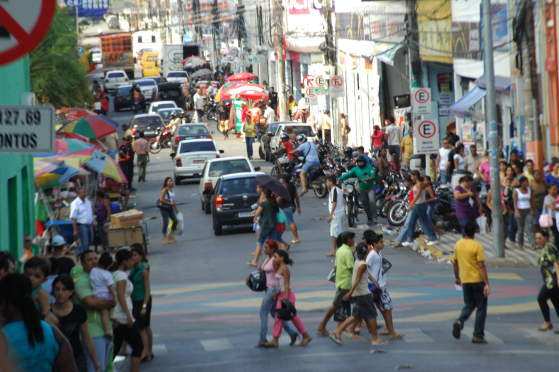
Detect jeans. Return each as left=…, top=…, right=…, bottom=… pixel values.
left=245, top=136, right=254, bottom=158
left=504, top=213, right=518, bottom=242
left=86, top=336, right=111, bottom=372
left=398, top=203, right=437, bottom=243
left=457, top=282, right=487, bottom=338
left=537, top=285, right=559, bottom=322
left=395, top=209, right=414, bottom=243
left=426, top=200, right=437, bottom=221
left=260, top=287, right=297, bottom=343
left=439, top=170, right=450, bottom=184
left=358, top=189, right=376, bottom=223
left=137, top=154, right=148, bottom=182
left=77, top=224, right=92, bottom=255
left=515, top=209, right=534, bottom=247
left=160, top=207, right=177, bottom=235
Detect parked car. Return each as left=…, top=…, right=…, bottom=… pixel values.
left=173, top=139, right=223, bottom=184
left=199, top=157, right=257, bottom=214
left=157, top=82, right=187, bottom=110
left=134, top=78, right=158, bottom=101
left=269, top=123, right=318, bottom=154
left=172, top=123, right=211, bottom=152
left=130, top=114, right=164, bottom=138
left=147, top=100, right=178, bottom=115
left=158, top=108, right=185, bottom=124
left=165, top=71, right=188, bottom=84
left=104, top=70, right=129, bottom=93
left=211, top=172, right=265, bottom=235
left=259, top=122, right=281, bottom=161
left=114, top=84, right=134, bottom=112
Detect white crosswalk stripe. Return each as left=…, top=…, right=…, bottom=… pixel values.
left=400, top=328, right=435, bottom=343
left=461, top=326, right=504, bottom=344
left=200, top=338, right=233, bottom=352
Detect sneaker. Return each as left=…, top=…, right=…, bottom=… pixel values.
left=471, top=336, right=487, bottom=344
left=401, top=241, right=412, bottom=247
left=452, top=321, right=461, bottom=339
left=426, top=240, right=437, bottom=246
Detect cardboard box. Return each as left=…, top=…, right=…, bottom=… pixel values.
left=107, top=226, right=144, bottom=248
left=110, top=209, right=144, bottom=228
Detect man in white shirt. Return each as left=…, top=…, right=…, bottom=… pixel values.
left=319, top=110, right=333, bottom=143
left=263, top=103, right=276, bottom=125
left=193, top=88, right=206, bottom=122
left=363, top=229, right=401, bottom=339
left=436, top=138, right=453, bottom=184
left=326, top=175, right=346, bottom=256
left=70, top=187, right=94, bottom=255
left=384, top=118, right=402, bottom=163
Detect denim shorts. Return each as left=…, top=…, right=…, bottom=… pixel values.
left=282, top=207, right=295, bottom=225
left=302, top=161, right=320, bottom=173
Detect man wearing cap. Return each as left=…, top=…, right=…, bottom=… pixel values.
left=70, top=187, right=94, bottom=255
left=50, top=235, right=68, bottom=258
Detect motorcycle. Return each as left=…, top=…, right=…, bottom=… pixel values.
left=205, top=96, right=219, bottom=121
left=149, top=126, right=174, bottom=154
left=342, top=178, right=360, bottom=227
left=270, top=154, right=328, bottom=198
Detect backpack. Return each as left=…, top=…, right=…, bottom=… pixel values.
left=246, top=270, right=266, bottom=292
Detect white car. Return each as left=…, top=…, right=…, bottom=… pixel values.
left=147, top=100, right=178, bottom=115
left=134, top=78, right=158, bottom=100
left=198, top=157, right=258, bottom=214
left=165, top=71, right=188, bottom=84
left=173, top=139, right=223, bottom=184
left=269, top=123, right=318, bottom=153
left=104, top=70, right=129, bottom=92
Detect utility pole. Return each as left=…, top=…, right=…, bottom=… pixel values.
left=273, top=0, right=288, bottom=120
left=212, top=0, right=220, bottom=69
left=482, top=0, right=505, bottom=257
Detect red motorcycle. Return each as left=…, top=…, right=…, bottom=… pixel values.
left=149, top=126, right=174, bottom=154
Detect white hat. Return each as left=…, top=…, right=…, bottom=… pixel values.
left=51, top=235, right=66, bottom=247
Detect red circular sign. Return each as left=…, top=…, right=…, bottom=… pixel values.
left=0, top=0, right=57, bottom=66
left=418, top=120, right=437, bottom=139
left=414, top=88, right=430, bottom=104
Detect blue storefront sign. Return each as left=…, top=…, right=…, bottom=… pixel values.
left=65, top=0, right=110, bottom=18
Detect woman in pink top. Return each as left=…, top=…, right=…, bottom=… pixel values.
left=478, top=152, right=491, bottom=189
left=257, top=241, right=298, bottom=348
left=265, top=249, right=312, bottom=348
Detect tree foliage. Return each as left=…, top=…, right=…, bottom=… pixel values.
left=30, top=7, right=92, bottom=108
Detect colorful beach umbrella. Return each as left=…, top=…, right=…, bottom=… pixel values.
left=55, top=138, right=95, bottom=154
left=84, top=151, right=127, bottom=184
left=57, top=108, right=96, bottom=122
left=226, top=72, right=257, bottom=83
left=35, top=163, right=81, bottom=189
left=218, top=83, right=268, bottom=102
left=58, top=115, right=117, bottom=141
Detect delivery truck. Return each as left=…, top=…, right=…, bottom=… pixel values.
left=161, top=44, right=184, bottom=77
left=100, top=32, right=134, bottom=78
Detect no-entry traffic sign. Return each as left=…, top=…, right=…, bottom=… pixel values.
left=413, top=118, right=439, bottom=154
left=0, top=0, right=57, bottom=66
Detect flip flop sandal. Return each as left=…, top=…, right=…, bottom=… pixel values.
left=328, top=333, right=342, bottom=345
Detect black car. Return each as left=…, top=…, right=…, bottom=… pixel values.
left=130, top=114, right=164, bottom=138
left=211, top=172, right=264, bottom=235
left=259, top=122, right=280, bottom=161
left=114, top=85, right=133, bottom=112
left=172, top=123, right=211, bottom=152
left=157, top=82, right=187, bottom=110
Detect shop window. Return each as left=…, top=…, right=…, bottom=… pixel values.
left=151, top=35, right=156, bottom=43
left=138, top=36, right=143, bottom=43
left=7, top=177, right=18, bottom=259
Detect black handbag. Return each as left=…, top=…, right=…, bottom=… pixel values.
left=246, top=270, right=267, bottom=292
left=277, top=298, right=297, bottom=320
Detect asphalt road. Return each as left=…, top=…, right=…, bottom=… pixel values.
left=110, top=109, right=558, bottom=372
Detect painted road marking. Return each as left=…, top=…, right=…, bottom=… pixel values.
left=462, top=326, right=504, bottom=344
left=400, top=328, right=435, bottom=343
left=153, top=343, right=168, bottom=355
left=522, top=328, right=559, bottom=347
left=200, top=338, right=233, bottom=352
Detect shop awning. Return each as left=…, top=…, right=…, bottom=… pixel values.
left=475, top=75, right=512, bottom=92
left=337, top=39, right=404, bottom=61
left=377, top=44, right=405, bottom=66
left=450, top=86, right=487, bottom=117
left=286, top=36, right=324, bottom=53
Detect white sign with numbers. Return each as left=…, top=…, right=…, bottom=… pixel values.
left=0, top=105, right=54, bottom=153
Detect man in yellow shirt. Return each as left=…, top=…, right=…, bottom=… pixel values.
left=451, top=221, right=490, bottom=344
left=400, top=132, right=413, bottom=170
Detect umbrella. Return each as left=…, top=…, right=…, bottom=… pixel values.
left=219, top=83, right=268, bottom=102
left=35, top=163, right=81, bottom=189
left=182, top=56, right=207, bottom=69
left=255, top=175, right=290, bottom=201
left=58, top=115, right=117, bottom=141
left=55, top=138, right=94, bottom=154
left=84, top=151, right=127, bottom=183
left=57, top=108, right=96, bottom=122
left=226, top=72, right=257, bottom=83
left=190, top=68, right=213, bottom=81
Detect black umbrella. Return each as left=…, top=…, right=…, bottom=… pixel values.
left=255, top=175, right=290, bottom=201
left=190, top=68, right=213, bottom=81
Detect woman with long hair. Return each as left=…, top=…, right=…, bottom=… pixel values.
left=130, top=244, right=153, bottom=362
left=250, top=186, right=279, bottom=267
left=158, top=177, right=177, bottom=244
left=0, top=274, right=64, bottom=372
left=264, top=249, right=312, bottom=348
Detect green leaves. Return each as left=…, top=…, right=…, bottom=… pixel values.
left=30, top=7, right=92, bottom=108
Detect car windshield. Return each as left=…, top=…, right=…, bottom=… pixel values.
left=219, top=177, right=257, bottom=195
left=117, top=86, right=132, bottom=95
left=179, top=141, right=216, bottom=153
left=209, top=160, right=251, bottom=178
left=159, top=109, right=183, bottom=120
left=154, top=103, right=176, bottom=112
left=283, top=126, right=315, bottom=137
left=137, top=80, right=155, bottom=87
left=131, top=116, right=163, bottom=128
left=107, top=72, right=125, bottom=79
left=168, top=72, right=187, bottom=78
left=178, top=125, right=209, bottom=137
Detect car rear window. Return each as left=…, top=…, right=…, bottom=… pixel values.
left=137, top=80, right=155, bottom=87
left=131, top=116, right=163, bottom=128
left=108, top=72, right=125, bottom=79
left=284, top=126, right=315, bottom=137
left=179, top=141, right=216, bottom=153
left=159, top=109, right=183, bottom=120
left=155, top=103, right=176, bottom=111
left=219, top=177, right=256, bottom=195
left=178, top=125, right=209, bottom=137
left=117, top=86, right=132, bottom=95
left=209, top=160, right=251, bottom=177
left=168, top=72, right=187, bottom=78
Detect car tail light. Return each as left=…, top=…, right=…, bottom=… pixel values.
left=204, top=182, right=213, bottom=192
left=175, top=158, right=182, bottom=167
left=174, top=136, right=183, bottom=144
left=215, top=195, right=224, bottom=209
left=208, top=134, right=212, bottom=139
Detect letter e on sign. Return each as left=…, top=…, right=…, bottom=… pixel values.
left=0, top=0, right=57, bottom=66
left=418, top=120, right=436, bottom=139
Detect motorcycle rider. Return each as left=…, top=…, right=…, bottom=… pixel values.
left=295, top=134, right=320, bottom=196
left=132, top=84, right=145, bottom=113
left=339, top=155, right=378, bottom=226
left=279, top=133, right=296, bottom=161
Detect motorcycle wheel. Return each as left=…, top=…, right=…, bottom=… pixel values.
left=270, top=166, right=280, bottom=178
left=150, top=141, right=162, bottom=154
left=346, top=199, right=355, bottom=227
left=259, top=146, right=265, bottom=160
left=387, top=201, right=408, bottom=227
left=312, top=178, right=328, bottom=198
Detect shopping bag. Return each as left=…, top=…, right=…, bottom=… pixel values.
left=176, top=212, right=184, bottom=235
left=476, top=216, right=487, bottom=234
